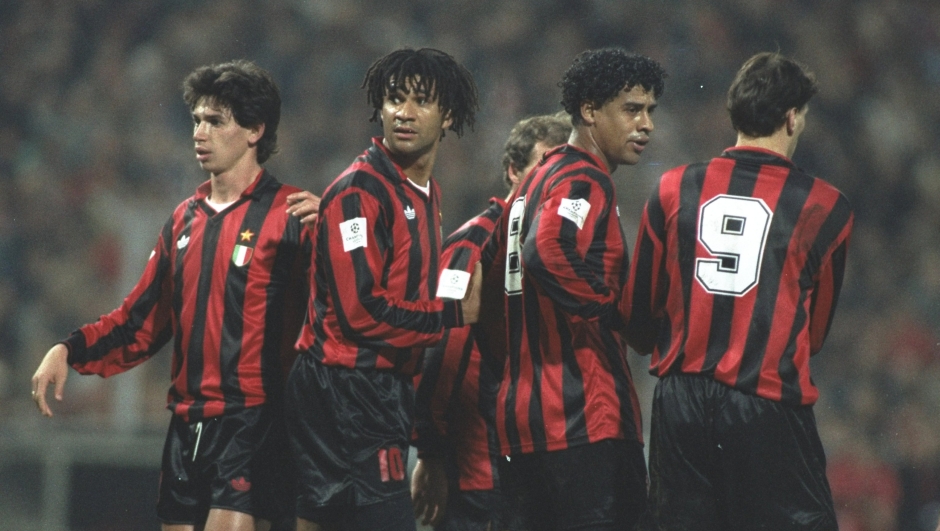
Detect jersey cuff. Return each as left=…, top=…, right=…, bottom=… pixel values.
left=61, top=332, right=85, bottom=365
left=442, top=300, right=463, bottom=329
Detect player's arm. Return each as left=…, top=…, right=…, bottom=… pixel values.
left=276, top=210, right=314, bottom=373
left=321, top=187, right=469, bottom=349
left=413, top=324, right=479, bottom=452
left=416, top=210, right=495, bottom=459
left=411, top=332, right=467, bottom=526
left=622, top=185, right=669, bottom=355
left=32, top=225, right=175, bottom=416
left=522, top=173, right=621, bottom=325
left=808, top=207, right=853, bottom=355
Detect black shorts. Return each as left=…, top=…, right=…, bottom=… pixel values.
left=498, top=438, right=648, bottom=531
left=285, top=354, right=415, bottom=527
left=156, top=405, right=292, bottom=526
left=430, top=486, right=522, bottom=531
left=647, top=373, right=837, bottom=531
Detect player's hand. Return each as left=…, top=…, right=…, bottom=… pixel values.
left=31, top=344, right=70, bottom=417
left=286, top=190, right=321, bottom=229
left=460, top=262, right=482, bottom=325
left=411, top=456, right=448, bottom=526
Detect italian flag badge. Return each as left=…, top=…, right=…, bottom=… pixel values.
left=232, top=244, right=253, bottom=266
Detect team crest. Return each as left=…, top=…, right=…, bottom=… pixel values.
left=232, top=244, right=253, bottom=266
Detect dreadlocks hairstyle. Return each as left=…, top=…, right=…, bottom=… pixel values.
left=182, top=60, right=281, bottom=163
left=362, top=48, right=479, bottom=138
left=560, top=48, right=666, bottom=126
left=727, top=52, right=818, bottom=138
left=499, top=112, right=572, bottom=187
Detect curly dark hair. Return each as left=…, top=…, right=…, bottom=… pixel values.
left=182, top=60, right=281, bottom=164
left=500, top=112, right=571, bottom=187
left=560, top=48, right=666, bottom=126
left=362, top=48, right=479, bottom=138
left=727, top=52, right=818, bottom=138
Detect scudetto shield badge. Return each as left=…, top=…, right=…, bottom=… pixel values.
left=232, top=244, right=253, bottom=266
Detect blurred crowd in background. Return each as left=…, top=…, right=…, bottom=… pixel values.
left=1, top=0, right=939, bottom=530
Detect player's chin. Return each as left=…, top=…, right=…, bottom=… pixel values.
left=617, top=153, right=643, bottom=166
left=197, top=160, right=216, bottom=172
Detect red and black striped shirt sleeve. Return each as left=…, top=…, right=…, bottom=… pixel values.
left=63, top=220, right=175, bottom=376
left=521, top=158, right=624, bottom=328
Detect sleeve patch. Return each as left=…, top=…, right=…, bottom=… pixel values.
left=558, top=198, right=591, bottom=229
left=436, top=268, right=471, bottom=299
left=339, top=217, right=368, bottom=252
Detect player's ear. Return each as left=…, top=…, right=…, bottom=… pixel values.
left=248, top=123, right=265, bottom=146
left=579, top=101, right=597, bottom=126
left=441, top=109, right=454, bottom=132
left=507, top=165, right=523, bottom=186
left=785, top=108, right=797, bottom=136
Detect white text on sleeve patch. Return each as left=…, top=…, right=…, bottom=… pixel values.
left=339, top=217, right=368, bottom=252
left=437, top=268, right=471, bottom=299
left=558, top=198, right=591, bottom=229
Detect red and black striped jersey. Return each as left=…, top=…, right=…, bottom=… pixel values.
left=623, top=147, right=854, bottom=405
left=485, top=144, right=643, bottom=456
left=296, top=138, right=463, bottom=374
left=63, top=171, right=311, bottom=421
left=414, top=198, right=505, bottom=491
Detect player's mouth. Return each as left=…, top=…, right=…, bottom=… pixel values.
left=195, top=147, right=210, bottom=161
left=630, top=138, right=649, bottom=153
left=393, top=125, right=418, bottom=140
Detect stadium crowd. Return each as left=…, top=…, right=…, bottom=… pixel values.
left=1, top=0, right=938, bottom=529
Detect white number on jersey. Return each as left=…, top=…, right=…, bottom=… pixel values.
left=695, top=194, right=773, bottom=296
left=504, top=195, right=526, bottom=295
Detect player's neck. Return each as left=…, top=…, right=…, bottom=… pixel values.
left=209, top=157, right=263, bottom=203
left=568, top=127, right=614, bottom=174
left=392, top=148, right=438, bottom=188
left=735, top=129, right=796, bottom=160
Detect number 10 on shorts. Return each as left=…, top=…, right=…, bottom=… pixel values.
left=378, top=447, right=405, bottom=482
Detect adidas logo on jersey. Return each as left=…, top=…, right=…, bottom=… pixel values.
left=177, top=235, right=190, bottom=249
left=404, top=206, right=416, bottom=220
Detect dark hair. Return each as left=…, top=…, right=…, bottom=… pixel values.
left=362, top=48, right=479, bottom=138
left=560, top=48, right=666, bottom=126
left=500, top=112, right=571, bottom=187
left=727, top=52, right=818, bottom=137
left=182, top=60, right=281, bottom=163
